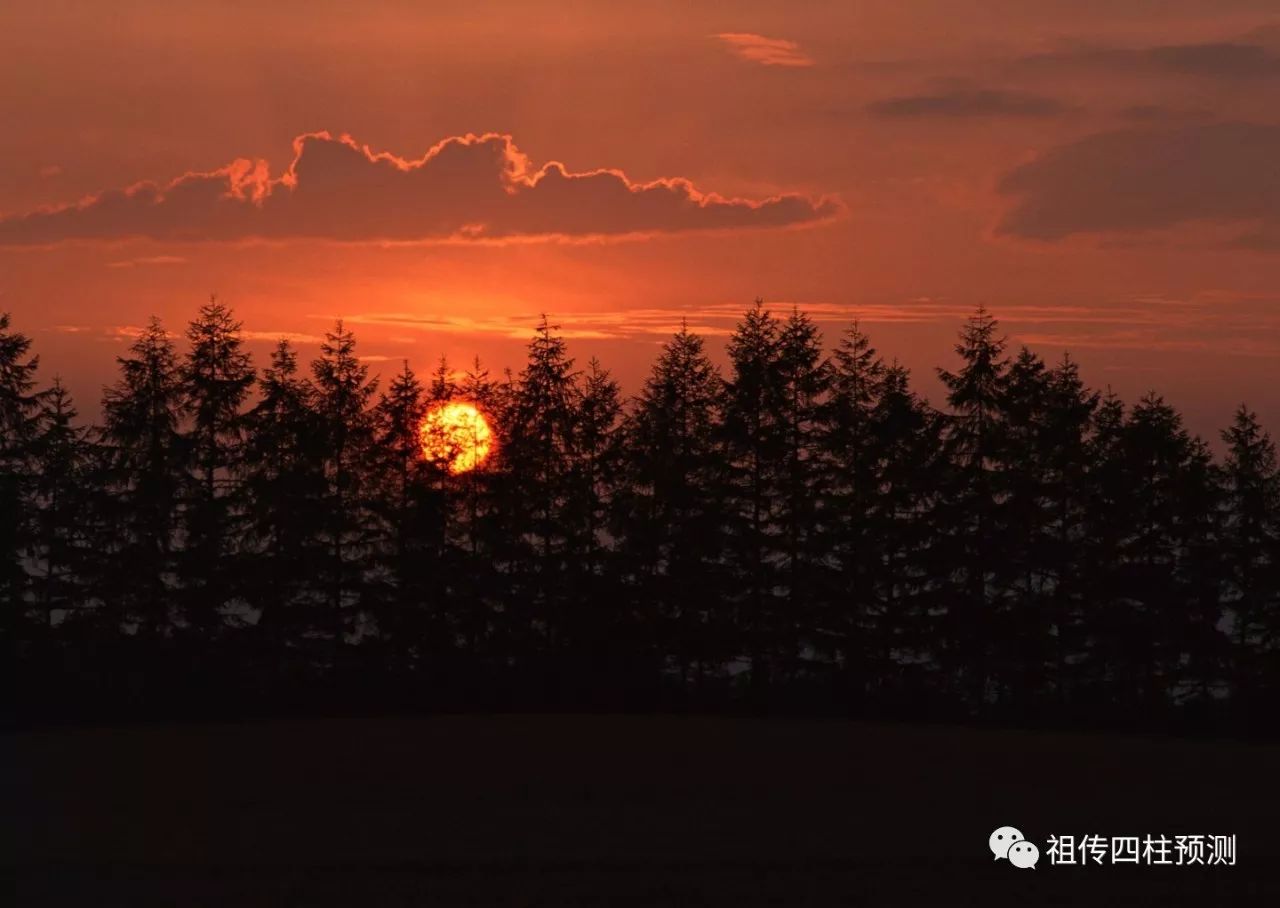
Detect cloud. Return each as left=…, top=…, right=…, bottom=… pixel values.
left=317, top=296, right=1280, bottom=362
left=105, top=254, right=189, bottom=268
left=1023, top=40, right=1280, bottom=79
left=868, top=89, right=1070, bottom=119
left=53, top=324, right=326, bottom=345
left=0, top=132, right=839, bottom=246
left=713, top=33, right=814, bottom=67
left=996, top=122, right=1280, bottom=247
left=1118, top=104, right=1212, bottom=123
left=241, top=330, right=326, bottom=344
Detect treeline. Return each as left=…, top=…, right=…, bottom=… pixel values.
left=3, top=302, right=1278, bottom=731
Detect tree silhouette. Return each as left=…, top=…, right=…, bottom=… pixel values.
left=179, top=299, right=255, bottom=637
left=95, top=318, right=184, bottom=638
left=309, top=321, right=381, bottom=669
left=1220, top=406, right=1280, bottom=710
left=721, top=300, right=787, bottom=705
left=504, top=315, right=580, bottom=667
left=241, top=340, right=324, bottom=678
left=369, top=359, right=446, bottom=676
left=618, top=322, right=729, bottom=695
left=935, top=306, right=1009, bottom=709
left=28, top=378, right=91, bottom=630
left=5, top=303, right=1277, bottom=733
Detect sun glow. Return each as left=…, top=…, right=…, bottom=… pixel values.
left=419, top=401, right=494, bottom=474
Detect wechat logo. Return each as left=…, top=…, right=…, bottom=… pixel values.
left=990, top=826, right=1040, bottom=869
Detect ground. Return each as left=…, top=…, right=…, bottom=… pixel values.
left=7, top=716, right=1279, bottom=905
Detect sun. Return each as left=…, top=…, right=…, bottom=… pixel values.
left=419, top=401, right=494, bottom=474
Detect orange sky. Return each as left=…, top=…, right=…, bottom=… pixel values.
left=2, top=0, right=1278, bottom=442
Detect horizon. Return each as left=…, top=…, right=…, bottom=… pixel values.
left=5, top=299, right=1271, bottom=457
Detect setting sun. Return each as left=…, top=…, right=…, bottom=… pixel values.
left=419, top=401, right=494, bottom=474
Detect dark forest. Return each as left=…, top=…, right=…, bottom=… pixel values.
left=4, top=301, right=1278, bottom=734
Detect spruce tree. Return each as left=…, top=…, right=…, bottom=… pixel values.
left=817, top=322, right=887, bottom=703
left=1114, top=394, right=1223, bottom=709
left=1077, top=389, right=1129, bottom=706
left=1038, top=354, right=1099, bottom=706
left=721, top=300, right=786, bottom=703
left=1219, top=405, right=1280, bottom=707
left=96, top=318, right=184, bottom=637
left=309, top=322, right=381, bottom=668
left=997, top=346, right=1052, bottom=705
left=178, top=299, right=255, bottom=636
left=866, top=364, right=944, bottom=705
left=566, top=357, right=623, bottom=671
left=618, top=323, right=729, bottom=691
left=505, top=317, right=579, bottom=658
left=0, top=313, right=41, bottom=636
left=453, top=356, right=503, bottom=664
left=935, top=306, right=1009, bottom=711
left=28, top=378, right=91, bottom=629
left=773, top=308, right=830, bottom=677
left=369, top=360, right=439, bottom=672
left=242, top=341, right=323, bottom=663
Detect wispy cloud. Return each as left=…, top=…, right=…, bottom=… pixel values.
left=318, top=299, right=1200, bottom=347
left=713, top=33, right=814, bottom=68
left=868, top=89, right=1071, bottom=119
left=53, top=296, right=1280, bottom=366
left=1021, top=39, right=1280, bottom=79
left=241, top=330, right=326, bottom=344
left=105, top=255, right=189, bottom=269
left=53, top=324, right=326, bottom=346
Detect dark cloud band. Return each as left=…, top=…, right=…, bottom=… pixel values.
left=868, top=89, right=1070, bottom=119
left=0, top=132, right=840, bottom=245
left=997, top=122, right=1280, bottom=248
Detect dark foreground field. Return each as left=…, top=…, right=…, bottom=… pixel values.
left=7, top=716, right=1280, bottom=906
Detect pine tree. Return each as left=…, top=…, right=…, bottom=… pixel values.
left=571, top=359, right=621, bottom=573
left=0, top=314, right=42, bottom=637
left=1219, top=406, right=1280, bottom=707
left=428, top=356, right=457, bottom=404
left=565, top=357, right=623, bottom=672
left=95, top=318, right=184, bottom=637
left=242, top=341, right=323, bottom=662
left=618, top=323, right=729, bottom=691
left=505, top=317, right=579, bottom=659
left=369, top=360, right=439, bottom=672
left=28, top=378, right=91, bottom=629
left=1077, top=389, right=1129, bottom=706
left=997, top=346, right=1052, bottom=705
left=935, top=306, right=1009, bottom=711
left=178, top=299, right=255, bottom=636
left=309, top=322, right=381, bottom=668
left=773, top=308, right=830, bottom=678
left=1038, top=355, right=1099, bottom=706
left=817, top=322, right=887, bottom=703
left=1113, top=394, right=1223, bottom=709
left=866, top=364, right=944, bottom=705
left=453, top=356, right=504, bottom=663
left=721, top=300, right=786, bottom=704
